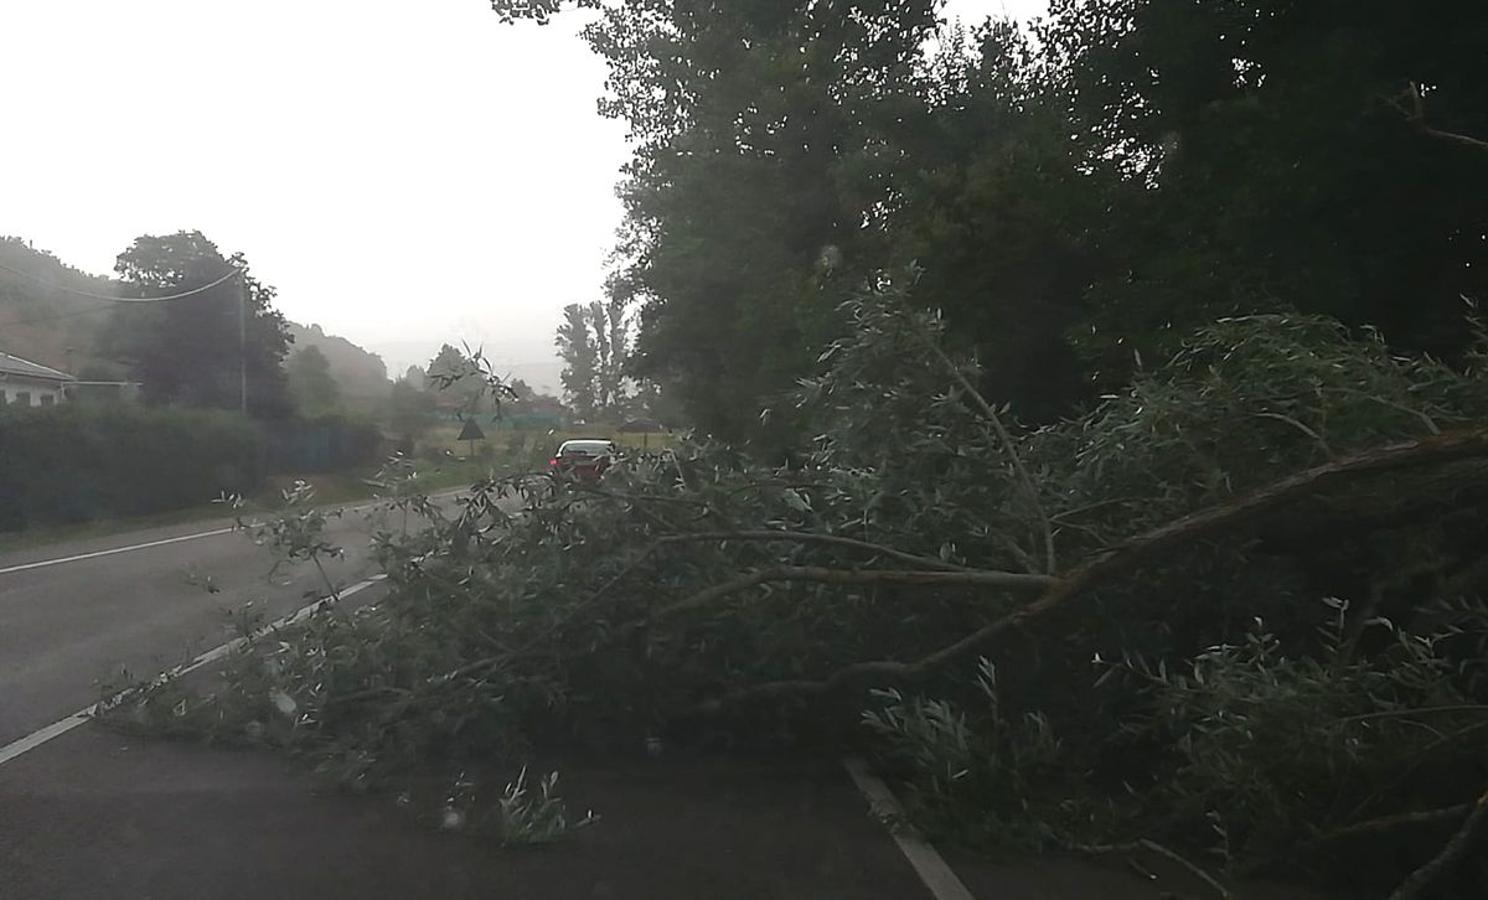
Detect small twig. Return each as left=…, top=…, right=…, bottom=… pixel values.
left=1336, top=705, right=1488, bottom=725
left=1316, top=803, right=1476, bottom=844
left=923, top=337, right=1056, bottom=574
left=1253, top=411, right=1333, bottom=457
left=1070, top=839, right=1231, bottom=899
left=1048, top=497, right=1143, bottom=523
left=1386, top=785, right=1488, bottom=900
left=1334, top=388, right=1444, bottom=436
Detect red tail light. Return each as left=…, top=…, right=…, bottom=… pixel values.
left=548, top=457, right=560, bottom=467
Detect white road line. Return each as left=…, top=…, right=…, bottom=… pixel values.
left=0, top=491, right=465, bottom=577
left=0, top=527, right=236, bottom=575
left=843, top=756, right=978, bottom=900
left=0, top=574, right=386, bottom=769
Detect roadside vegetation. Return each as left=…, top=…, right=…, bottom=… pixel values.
left=81, top=0, right=1488, bottom=896
left=109, top=286, right=1488, bottom=896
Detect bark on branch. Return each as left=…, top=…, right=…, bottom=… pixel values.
left=700, top=428, right=1488, bottom=710
left=1386, top=785, right=1488, bottom=900
left=654, top=530, right=973, bottom=572
left=659, top=565, right=1056, bottom=619
left=1388, top=81, right=1488, bottom=153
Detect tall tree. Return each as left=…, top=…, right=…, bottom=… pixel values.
left=105, top=231, right=292, bottom=417
left=497, top=0, right=945, bottom=445
left=1042, top=0, right=1488, bottom=388
left=555, top=302, right=599, bottom=420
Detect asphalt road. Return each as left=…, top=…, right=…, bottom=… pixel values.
left=0, top=500, right=415, bottom=746
left=0, top=498, right=951, bottom=900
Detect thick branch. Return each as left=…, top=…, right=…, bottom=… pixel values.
left=924, top=337, right=1056, bottom=573
left=701, top=428, right=1488, bottom=710
left=659, top=565, right=1055, bottom=618
left=655, top=530, right=973, bottom=572
left=1388, top=81, right=1488, bottom=153
left=1386, top=786, right=1488, bottom=900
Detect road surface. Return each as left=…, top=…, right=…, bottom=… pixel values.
left=0, top=500, right=410, bottom=747
left=0, top=498, right=1289, bottom=899
left=0, top=497, right=955, bottom=900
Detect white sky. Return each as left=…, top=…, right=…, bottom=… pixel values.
left=0, top=0, right=1044, bottom=389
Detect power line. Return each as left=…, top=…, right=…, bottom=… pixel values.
left=0, top=260, right=241, bottom=303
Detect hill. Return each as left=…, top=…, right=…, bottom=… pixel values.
left=285, top=322, right=390, bottom=401
left=0, top=237, right=126, bottom=378
left=1, top=238, right=390, bottom=401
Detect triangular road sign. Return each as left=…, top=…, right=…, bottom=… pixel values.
left=456, top=419, right=486, bottom=441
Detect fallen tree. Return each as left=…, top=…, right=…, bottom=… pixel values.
left=105, top=285, right=1488, bottom=896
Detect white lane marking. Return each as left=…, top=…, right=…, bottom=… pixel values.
left=0, top=528, right=236, bottom=576
left=843, top=757, right=978, bottom=900
left=0, top=575, right=386, bottom=769
left=0, top=491, right=465, bottom=578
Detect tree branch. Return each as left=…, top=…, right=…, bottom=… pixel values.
left=1388, top=81, right=1488, bottom=153
left=699, top=428, right=1488, bottom=710
left=1386, top=785, right=1488, bottom=900
left=928, top=339, right=1057, bottom=573
left=658, top=565, right=1056, bottom=619
left=1317, top=803, right=1476, bottom=844
left=654, top=530, right=973, bottom=572
left=1071, top=839, right=1231, bottom=899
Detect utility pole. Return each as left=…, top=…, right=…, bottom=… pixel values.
left=238, top=270, right=248, bottom=414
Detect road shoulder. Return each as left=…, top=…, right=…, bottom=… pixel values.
left=0, top=724, right=933, bottom=900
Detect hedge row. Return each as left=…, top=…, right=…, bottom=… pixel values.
left=0, top=405, right=265, bottom=531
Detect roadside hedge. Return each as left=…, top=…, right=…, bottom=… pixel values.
left=0, top=405, right=265, bottom=531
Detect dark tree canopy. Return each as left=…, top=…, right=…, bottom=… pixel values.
left=105, top=231, right=293, bottom=418
left=493, top=0, right=1488, bottom=447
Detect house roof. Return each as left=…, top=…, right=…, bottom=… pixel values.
left=0, top=352, right=74, bottom=382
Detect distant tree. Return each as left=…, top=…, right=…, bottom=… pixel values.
left=386, top=376, right=437, bottom=444
left=105, top=231, right=292, bottom=417
left=425, top=343, right=486, bottom=411
left=404, top=365, right=428, bottom=390
left=555, top=303, right=599, bottom=420
left=287, top=345, right=341, bottom=416
left=284, top=322, right=389, bottom=402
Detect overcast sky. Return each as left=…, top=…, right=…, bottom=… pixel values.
left=1, top=0, right=1045, bottom=389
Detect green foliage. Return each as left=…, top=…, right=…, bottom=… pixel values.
left=489, top=767, right=598, bottom=846
left=491, top=0, right=1488, bottom=450
left=555, top=299, right=636, bottom=422
left=105, top=231, right=294, bottom=417
left=110, top=289, right=1488, bottom=890
left=862, top=659, right=1066, bottom=848
left=1045, top=0, right=1488, bottom=387
left=0, top=404, right=264, bottom=531
left=1108, top=601, right=1488, bottom=871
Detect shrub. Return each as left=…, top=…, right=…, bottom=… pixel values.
left=0, top=404, right=264, bottom=530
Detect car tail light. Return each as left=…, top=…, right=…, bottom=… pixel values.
left=548, top=457, right=559, bottom=467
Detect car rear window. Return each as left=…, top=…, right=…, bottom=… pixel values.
left=560, top=440, right=614, bottom=456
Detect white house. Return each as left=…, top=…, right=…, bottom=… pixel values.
left=0, top=352, right=74, bottom=408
